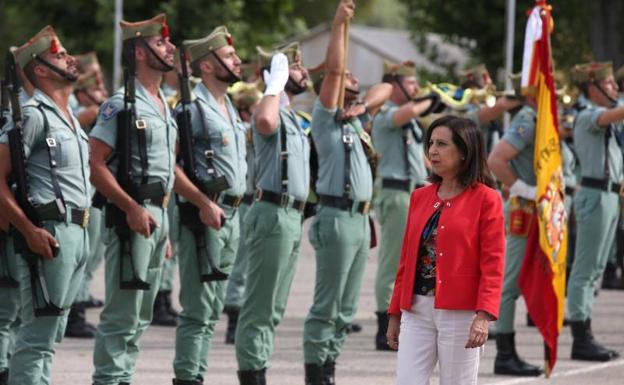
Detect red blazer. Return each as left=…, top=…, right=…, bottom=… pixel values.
left=388, top=183, right=505, bottom=319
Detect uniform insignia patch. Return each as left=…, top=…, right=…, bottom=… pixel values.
left=100, top=103, right=118, bottom=121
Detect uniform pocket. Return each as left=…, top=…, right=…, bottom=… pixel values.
left=574, top=190, right=601, bottom=222
left=57, top=133, right=82, bottom=168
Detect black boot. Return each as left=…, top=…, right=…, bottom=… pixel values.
left=375, top=312, right=392, bottom=351
left=494, top=333, right=543, bottom=376
left=305, top=364, right=324, bottom=385
left=322, top=360, right=335, bottom=385
left=65, top=303, right=96, bottom=338
left=152, top=291, right=177, bottom=326
left=83, top=295, right=104, bottom=309
left=172, top=378, right=202, bottom=385
left=345, top=322, right=362, bottom=334
left=0, top=368, right=8, bottom=385
left=237, top=368, right=266, bottom=385
left=570, top=320, right=619, bottom=361
left=601, top=262, right=623, bottom=289
left=224, top=306, right=240, bottom=344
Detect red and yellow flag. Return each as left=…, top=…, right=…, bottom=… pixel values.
left=517, top=0, right=567, bottom=376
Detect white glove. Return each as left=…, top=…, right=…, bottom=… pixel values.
left=263, top=53, right=290, bottom=96
left=509, top=179, right=536, bottom=200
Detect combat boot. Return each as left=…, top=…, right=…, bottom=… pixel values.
left=152, top=291, right=177, bottom=326
left=322, top=360, right=335, bottom=385
left=0, top=368, right=8, bottom=385
left=570, top=320, right=619, bottom=361
left=601, top=262, right=623, bottom=290
left=224, top=306, right=240, bottom=344
left=345, top=322, right=361, bottom=334
left=494, top=332, right=543, bottom=376
left=65, top=303, right=96, bottom=338
left=304, top=363, right=324, bottom=385
left=83, top=295, right=104, bottom=308
left=237, top=368, right=266, bottom=385
left=375, top=312, right=392, bottom=351
left=172, top=378, right=202, bottom=385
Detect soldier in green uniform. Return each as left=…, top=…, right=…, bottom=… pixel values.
left=172, top=26, right=247, bottom=385
left=566, top=62, right=623, bottom=361
left=0, top=26, right=91, bottom=385
left=371, top=60, right=433, bottom=351
left=89, top=15, right=224, bottom=385
left=487, top=99, right=544, bottom=376
left=302, top=1, right=392, bottom=384
left=223, top=82, right=262, bottom=345
left=234, top=43, right=311, bottom=384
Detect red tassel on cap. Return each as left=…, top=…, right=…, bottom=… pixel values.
left=49, top=38, right=59, bottom=54
left=161, top=23, right=170, bottom=39
left=226, top=34, right=233, bottom=46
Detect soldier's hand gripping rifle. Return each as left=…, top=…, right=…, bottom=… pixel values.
left=5, top=52, right=62, bottom=315
left=176, top=47, right=228, bottom=282
left=105, top=41, right=152, bottom=290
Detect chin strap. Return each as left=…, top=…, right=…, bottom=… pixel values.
left=211, top=51, right=240, bottom=84
left=394, top=75, right=413, bottom=102
left=592, top=80, right=618, bottom=107
left=35, top=56, right=77, bottom=82
left=139, top=39, right=174, bottom=72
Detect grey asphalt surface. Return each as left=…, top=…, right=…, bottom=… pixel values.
left=51, top=221, right=624, bottom=384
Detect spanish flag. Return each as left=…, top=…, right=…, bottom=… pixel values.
left=517, top=0, right=567, bottom=376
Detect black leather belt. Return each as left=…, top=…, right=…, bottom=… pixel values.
left=318, top=194, right=370, bottom=214
left=221, top=194, right=244, bottom=208
left=580, top=177, right=621, bottom=194
left=133, top=182, right=169, bottom=207
left=36, top=205, right=90, bottom=228
left=565, top=186, right=575, bottom=196
left=382, top=178, right=410, bottom=192
left=256, top=190, right=305, bottom=212
left=242, top=193, right=254, bottom=205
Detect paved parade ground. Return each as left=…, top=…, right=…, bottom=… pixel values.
left=52, top=222, right=624, bottom=385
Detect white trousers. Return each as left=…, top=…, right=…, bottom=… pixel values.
left=396, top=295, right=482, bottom=385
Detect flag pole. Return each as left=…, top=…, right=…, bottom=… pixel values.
left=112, top=0, right=123, bottom=90
left=337, top=20, right=350, bottom=109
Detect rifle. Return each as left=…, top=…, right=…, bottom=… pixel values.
left=176, top=47, right=228, bottom=282
left=104, top=40, right=151, bottom=290
left=5, top=52, right=62, bottom=315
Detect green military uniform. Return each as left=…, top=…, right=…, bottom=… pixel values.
left=303, top=97, right=372, bottom=366
left=371, top=99, right=426, bottom=313
left=2, top=27, right=91, bottom=385
left=568, top=100, right=623, bottom=320
left=497, top=105, right=537, bottom=334
left=235, top=44, right=310, bottom=375
left=562, top=140, right=577, bottom=215
left=173, top=27, right=247, bottom=382
left=90, top=14, right=177, bottom=385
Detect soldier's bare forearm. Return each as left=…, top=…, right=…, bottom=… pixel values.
left=0, top=145, right=38, bottom=235
left=173, top=166, right=212, bottom=209
left=90, top=162, right=139, bottom=215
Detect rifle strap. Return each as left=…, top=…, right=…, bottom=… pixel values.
left=37, top=105, right=66, bottom=210
left=134, top=110, right=149, bottom=185
left=341, top=120, right=353, bottom=199
left=194, top=100, right=220, bottom=179
left=279, top=111, right=290, bottom=197
left=401, top=120, right=421, bottom=183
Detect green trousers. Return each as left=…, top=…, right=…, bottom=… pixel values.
left=235, top=202, right=302, bottom=370
left=173, top=207, right=239, bottom=381
left=224, top=202, right=251, bottom=309
left=374, top=188, right=410, bottom=313
left=568, top=188, right=619, bottom=321
left=76, top=207, right=104, bottom=303
left=160, top=197, right=180, bottom=292
left=0, top=233, right=20, bottom=370
left=92, top=204, right=168, bottom=385
left=303, top=206, right=370, bottom=365
left=496, top=200, right=528, bottom=334
left=9, top=221, right=88, bottom=385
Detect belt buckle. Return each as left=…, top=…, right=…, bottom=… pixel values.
left=81, top=209, right=90, bottom=229
left=162, top=193, right=170, bottom=208
left=280, top=193, right=289, bottom=208
left=362, top=201, right=371, bottom=214
left=254, top=189, right=263, bottom=201
left=234, top=196, right=242, bottom=207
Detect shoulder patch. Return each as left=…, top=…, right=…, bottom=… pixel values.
left=99, top=102, right=119, bottom=121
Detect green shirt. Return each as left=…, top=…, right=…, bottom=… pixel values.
left=561, top=140, right=577, bottom=189
left=253, top=107, right=310, bottom=201
left=501, top=105, right=537, bottom=185
left=90, top=80, right=177, bottom=194
left=311, top=98, right=372, bottom=201
left=243, top=122, right=256, bottom=195
left=573, top=101, right=624, bottom=183
left=372, top=101, right=426, bottom=186
left=185, top=83, right=247, bottom=196
left=0, top=89, right=91, bottom=208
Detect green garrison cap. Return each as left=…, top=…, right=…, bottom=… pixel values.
left=383, top=60, right=416, bottom=77
left=460, top=64, right=491, bottom=87
left=256, top=42, right=303, bottom=68
left=183, top=26, right=234, bottom=64
left=571, top=62, right=613, bottom=84
left=307, top=62, right=325, bottom=89
left=615, top=65, right=624, bottom=82
left=120, top=13, right=170, bottom=41
left=75, top=52, right=99, bottom=71
left=14, top=26, right=62, bottom=68
left=75, top=70, right=99, bottom=91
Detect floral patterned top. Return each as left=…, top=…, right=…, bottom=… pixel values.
left=413, top=207, right=442, bottom=296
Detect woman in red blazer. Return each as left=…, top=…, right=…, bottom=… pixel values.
left=386, top=115, right=505, bottom=385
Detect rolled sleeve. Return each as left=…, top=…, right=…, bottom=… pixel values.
left=577, top=106, right=607, bottom=133
left=89, top=96, right=123, bottom=149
